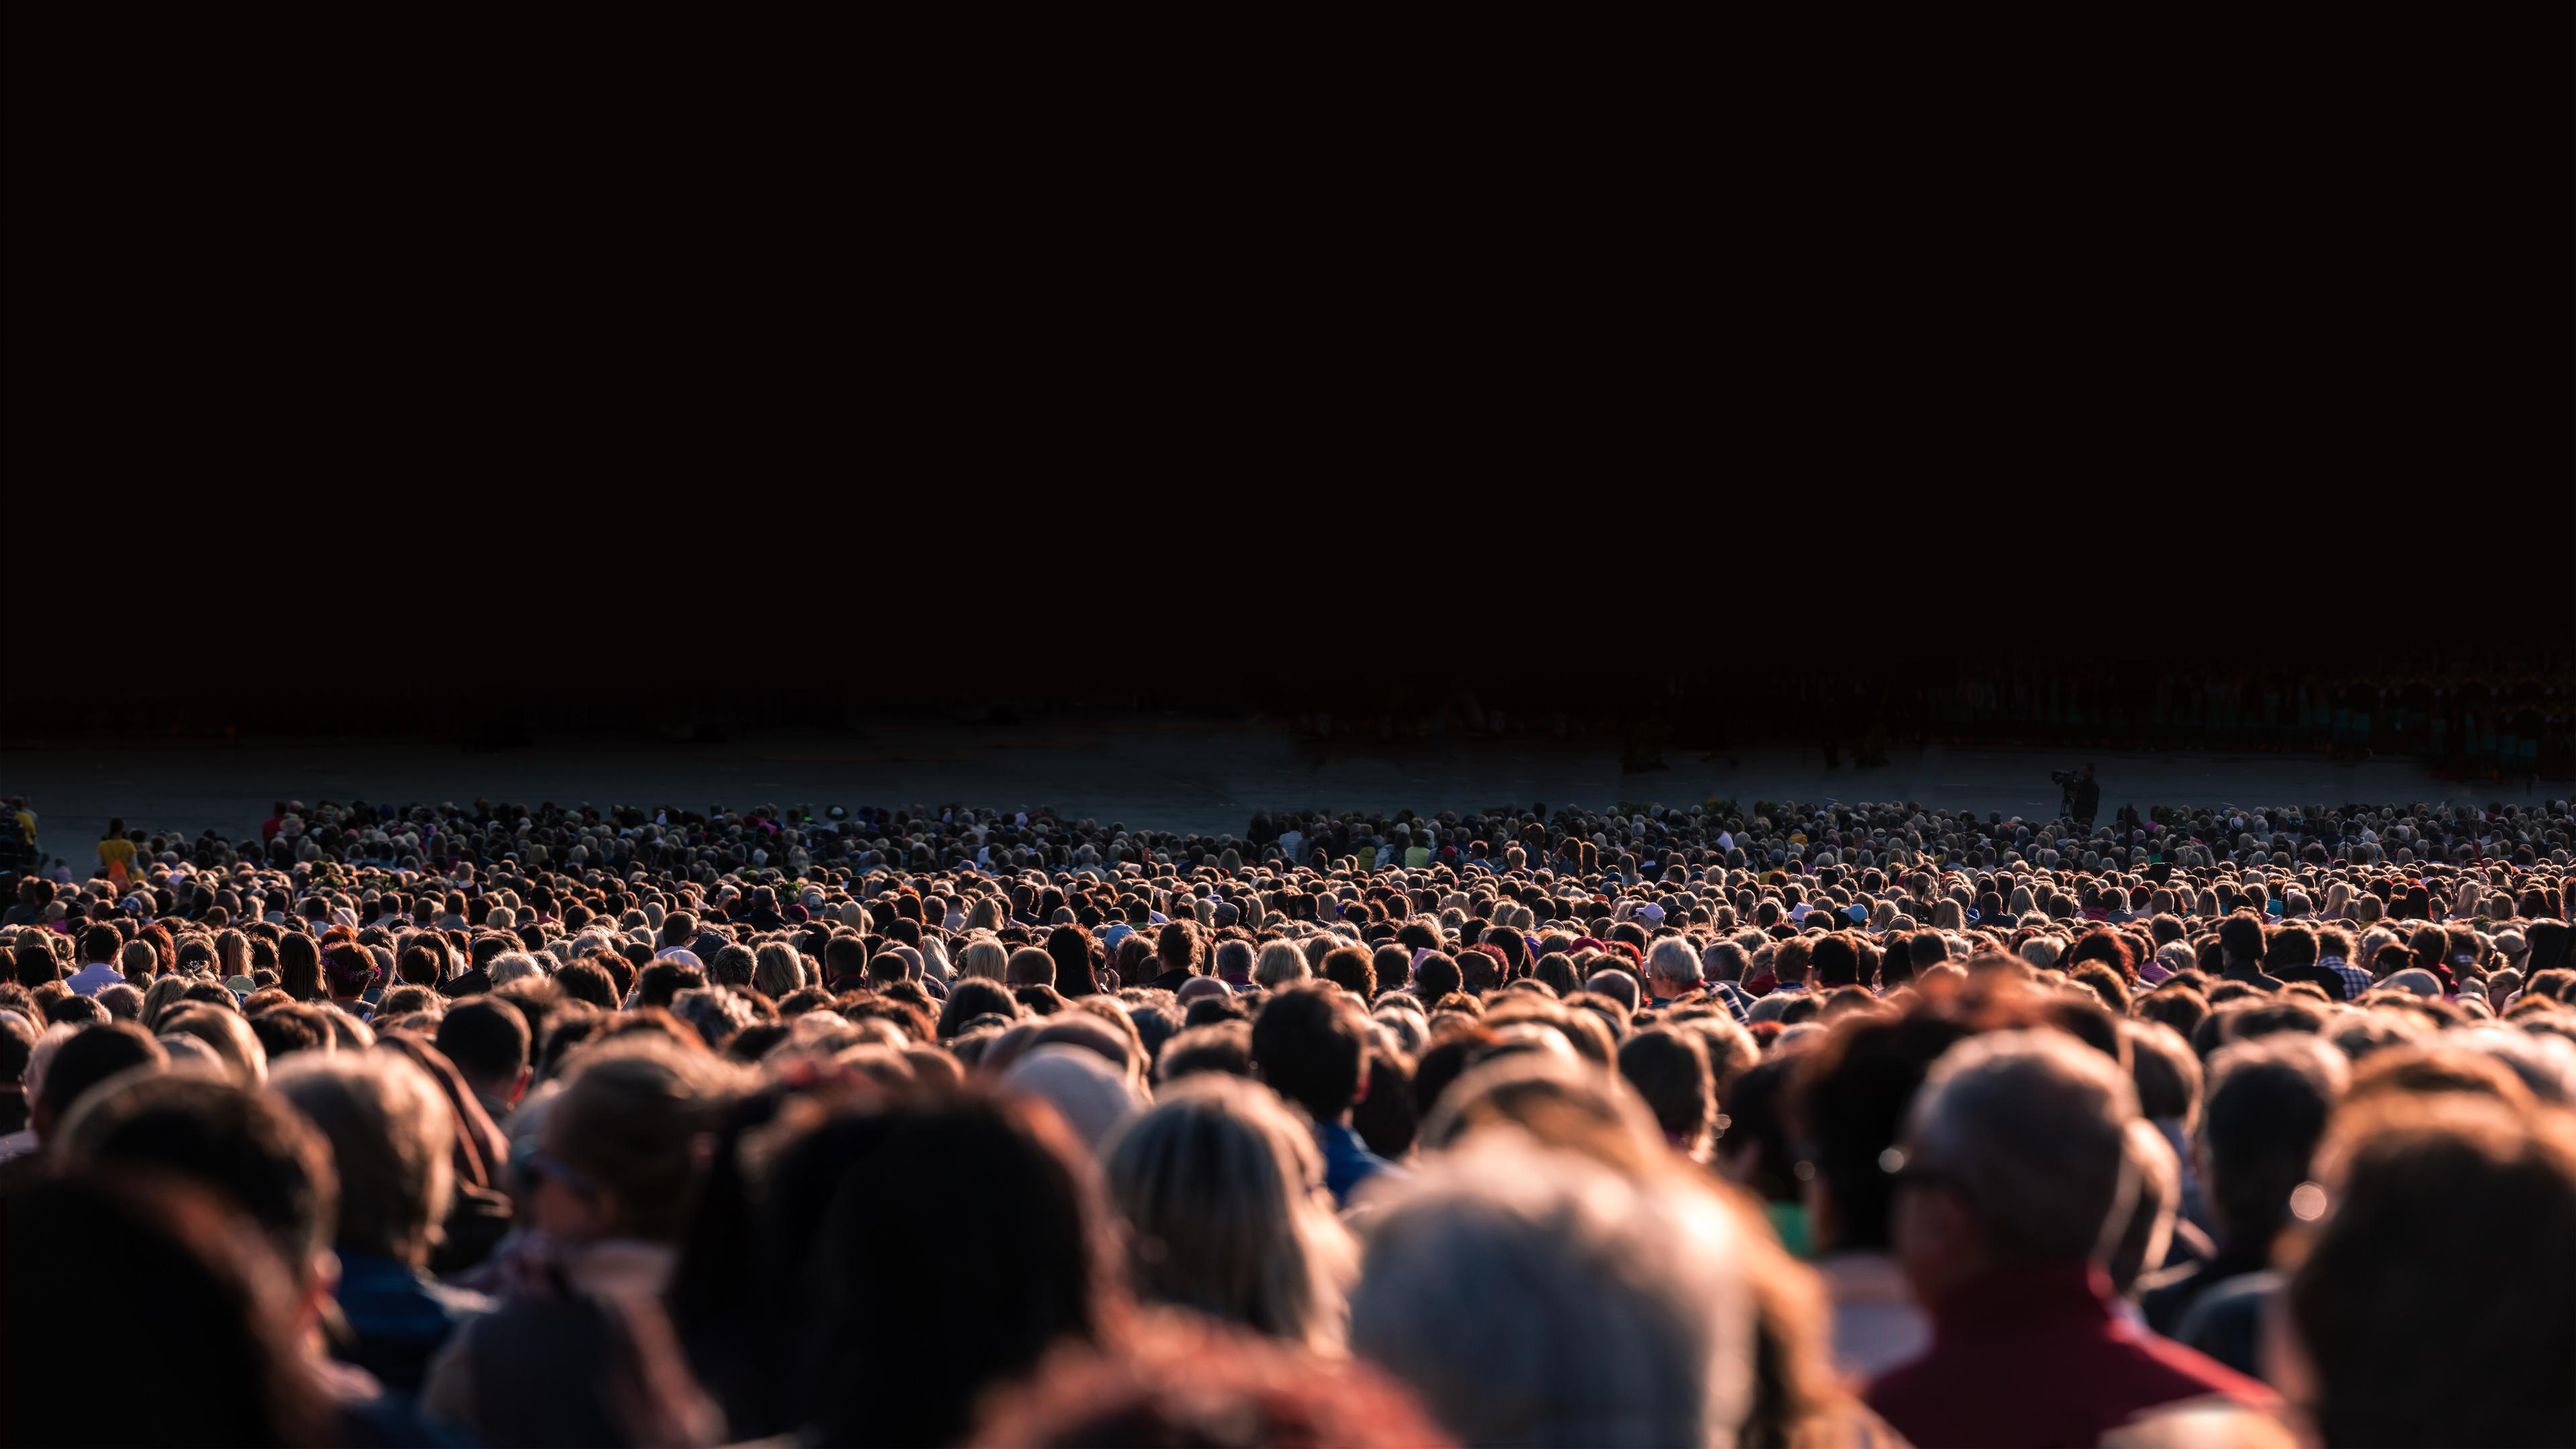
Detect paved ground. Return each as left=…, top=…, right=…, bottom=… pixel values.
left=6, top=720, right=2561, bottom=875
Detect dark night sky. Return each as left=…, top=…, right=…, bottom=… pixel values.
left=28, top=11, right=2569, bottom=733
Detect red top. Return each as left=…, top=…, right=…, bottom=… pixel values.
left=1866, top=1260, right=2277, bottom=1448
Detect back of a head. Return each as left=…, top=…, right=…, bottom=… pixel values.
left=56, top=1070, right=334, bottom=1277
left=1789, top=1011, right=1976, bottom=1255
left=1006, top=947, right=1057, bottom=987
left=436, top=996, right=531, bottom=1091
left=1902, top=1028, right=2139, bottom=1263
left=1646, top=937, right=1702, bottom=990
left=270, top=1049, right=457, bottom=1265
left=546, top=1041, right=739, bottom=1242
left=1251, top=981, right=1366, bottom=1122
left=36, top=1021, right=168, bottom=1140
left=1, top=1173, right=329, bottom=1448
left=774, top=1093, right=1108, bottom=1447
left=1100, top=1073, right=1348, bottom=1351
left=2202, top=1034, right=2349, bottom=1251
left=2290, top=1091, right=2576, bottom=1448
left=1155, top=1020, right=1254, bottom=1087
left=1350, top=1134, right=1753, bottom=1448
left=1418, top=1052, right=1666, bottom=1173
left=156, top=1003, right=268, bottom=1087
left=1585, top=969, right=1641, bottom=1013
left=1617, top=1028, right=1713, bottom=1146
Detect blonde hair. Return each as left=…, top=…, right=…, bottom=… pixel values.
left=753, top=942, right=806, bottom=997
left=545, top=1042, right=743, bottom=1242
left=957, top=934, right=1010, bottom=982
left=1253, top=942, right=1311, bottom=989
left=1102, top=1074, right=1354, bottom=1352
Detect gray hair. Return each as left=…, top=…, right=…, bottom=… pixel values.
left=270, top=1049, right=455, bottom=1267
left=1102, top=1073, right=1354, bottom=1353
left=671, top=987, right=757, bottom=1050
left=1902, top=1029, right=2140, bottom=1263
left=488, top=951, right=544, bottom=987
left=1647, top=938, right=1702, bottom=988
left=1350, top=1134, right=1754, bottom=1447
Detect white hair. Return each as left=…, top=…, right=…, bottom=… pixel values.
left=1349, top=1134, right=1754, bottom=1447
left=1647, top=937, right=1703, bottom=987
left=487, top=951, right=544, bottom=987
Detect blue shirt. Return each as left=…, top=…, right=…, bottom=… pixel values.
left=333, top=1249, right=494, bottom=1397
left=1315, top=1120, right=1401, bottom=1208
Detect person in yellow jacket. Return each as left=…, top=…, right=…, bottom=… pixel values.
left=96, top=817, right=138, bottom=883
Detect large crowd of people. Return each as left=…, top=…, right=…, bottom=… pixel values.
left=3, top=789, right=2573, bottom=1446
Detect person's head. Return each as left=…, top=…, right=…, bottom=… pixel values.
left=1155, top=919, right=1200, bottom=978
left=1319, top=945, right=1376, bottom=998
left=1891, top=1029, right=2139, bottom=1301
left=0, top=1173, right=330, bottom=1447
left=1412, top=951, right=1464, bottom=999
left=80, top=922, right=122, bottom=966
left=2200, top=1033, right=2349, bottom=1253
left=1004, top=947, right=1057, bottom=988
left=1101, top=1073, right=1354, bottom=1352
left=269, top=1049, right=456, bottom=1268
left=2284, top=1091, right=2576, bottom=1448
left=150, top=1002, right=267, bottom=1087
left=1251, top=981, right=1369, bottom=1125
left=532, top=1041, right=739, bottom=1245
left=434, top=995, right=531, bottom=1107
left=753, top=943, right=806, bottom=998
left=1253, top=941, right=1312, bottom=990
left=1349, top=1136, right=1754, bottom=1446
left=957, top=936, right=1010, bottom=982
left=1617, top=1027, right=1714, bottom=1155
left=33, top=1020, right=168, bottom=1144
left=741, top=1091, right=1117, bottom=1446
left=938, top=978, right=1021, bottom=1040
left=1585, top=969, right=1642, bottom=1014
left=1786, top=1010, right=1975, bottom=1255
left=55, top=1070, right=335, bottom=1294
left=1646, top=937, right=1703, bottom=997
left=1152, top=1020, right=1254, bottom=1087
left=2218, top=911, right=2267, bottom=968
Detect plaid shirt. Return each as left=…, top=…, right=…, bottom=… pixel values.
left=2322, top=957, right=2374, bottom=1002
left=1707, top=980, right=1753, bottom=1023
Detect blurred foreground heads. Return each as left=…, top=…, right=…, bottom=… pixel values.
left=1350, top=1129, right=1756, bottom=1448
left=2279, top=1091, right=2576, bottom=1447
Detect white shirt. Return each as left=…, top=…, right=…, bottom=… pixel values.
left=66, top=961, right=123, bottom=998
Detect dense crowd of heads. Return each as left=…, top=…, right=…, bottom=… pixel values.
left=1, top=790, right=2573, bottom=1446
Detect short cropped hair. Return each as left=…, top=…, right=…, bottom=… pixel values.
left=1901, top=1029, right=2139, bottom=1263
